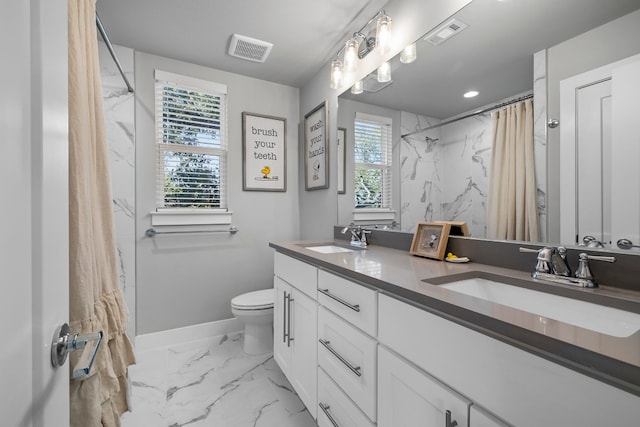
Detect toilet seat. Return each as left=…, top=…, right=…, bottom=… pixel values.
left=231, top=289, right=274, bottom=310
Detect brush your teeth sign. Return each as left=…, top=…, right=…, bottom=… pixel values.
left=242, top=112, right=286, bottom=191
left=304, top=101, right=328, bottom=190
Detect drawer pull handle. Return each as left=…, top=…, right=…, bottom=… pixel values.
left=445, top=410, right=458, bottom=427
left=319, top=339, right=362, bottom=377
left=319, top=402, right=340, bottom=427
left=318, top=288, right=360, bottom=312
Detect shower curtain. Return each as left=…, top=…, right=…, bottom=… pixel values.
left=487, top=99, right=539, bottom=241
left=68, top=1, right=135, bottom=426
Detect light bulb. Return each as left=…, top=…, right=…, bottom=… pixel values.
left=329, top=59, right=343, bottom=90
left=376, top=15, right=392, bottom=54
left=400, top=43, right=417, bottom=64
left=351, top=79, right=364, bottom=94
left=344, top=38, right=359, bottom=73
left=377, top=61, right=391, bottom=83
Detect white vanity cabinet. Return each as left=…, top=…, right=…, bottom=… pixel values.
left=378, top=346, right=470, bottom=427
left=273, top=253, right=318, bottom=419
left=378, top=293, right=640, bottom=427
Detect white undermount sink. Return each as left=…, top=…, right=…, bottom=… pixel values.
left=430, top=274, right=640, bottom=338
left=305, top=245, right=355, bottom=254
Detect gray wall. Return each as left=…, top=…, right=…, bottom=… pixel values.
left=135, top=52, right=300, bottom=334
left=299, top=0, right=473, bottom=241
left=546, top=9, right=640, bottom=240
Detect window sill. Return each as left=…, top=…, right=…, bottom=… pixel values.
left=150, top=209, right=233, bottom=226
left=352, top=209, right=396, bottom=222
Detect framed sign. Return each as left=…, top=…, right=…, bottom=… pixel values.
left=304, top=101, right=328, bottom=190
left=410, top=222, right=452, bottom=260
left=337, top=127, right=346, bottom=194
left=242, top=112, right=286, bottom=191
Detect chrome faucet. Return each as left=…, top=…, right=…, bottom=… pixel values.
left=341, top=225, right=371, bottom=248
left=519, top=246, right=615, bottom=288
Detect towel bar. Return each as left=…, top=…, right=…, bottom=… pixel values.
left=145, top=226, right=239, bottom=237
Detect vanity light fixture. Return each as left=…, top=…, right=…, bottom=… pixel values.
left=327, top=10, right=392, bottom=90
left=377, top=61, right=391, bottom=83
left=400, top=43, right=417, bottom=64
left=351, top=79, right=364, bottom=94
left=330, top=58, right=344, bottom=90
left=464, top=90, right=479, bottom=98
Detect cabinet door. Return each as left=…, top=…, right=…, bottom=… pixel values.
left=378, top=346, right=470, bottom=427
left=290, top=288, right=318, bottom=419
left=273, top=277, right=292, bottom=377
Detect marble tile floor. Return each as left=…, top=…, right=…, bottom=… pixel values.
left=121, top=333, right=317, bottom=427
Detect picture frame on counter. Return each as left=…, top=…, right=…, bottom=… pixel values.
left=304, top=101, right=328, bottom=190
left=410, top=221, right=452, bottom=260
left=242, top=112, right=286, bottom=192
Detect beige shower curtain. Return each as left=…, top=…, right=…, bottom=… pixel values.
left=68, top=1, right=135, bottom=426
left=487, top=99, right=539, bottom=241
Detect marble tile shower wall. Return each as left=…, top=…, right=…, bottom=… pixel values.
left=400, top=92, right=549, bottom=241
left=400, top=110, right=492, bottom=238
left=98, top=41, right=136, bottom=338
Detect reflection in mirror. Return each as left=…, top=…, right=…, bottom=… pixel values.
left=337, top=0, right=640, bottom=251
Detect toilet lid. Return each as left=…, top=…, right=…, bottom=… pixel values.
left=231, top=289, right=274, bottom=310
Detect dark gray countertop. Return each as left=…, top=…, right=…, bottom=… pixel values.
left=270, top=240, right=640, bottom=397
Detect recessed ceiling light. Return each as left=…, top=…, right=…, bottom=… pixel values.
left=464, top=90, right=479, bottom=98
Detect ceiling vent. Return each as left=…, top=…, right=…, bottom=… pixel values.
left=228, top=34, right=273, bottom=63
left=424, top=19, right=468, bottom=46
left=363, top=73, right=393, bottom=93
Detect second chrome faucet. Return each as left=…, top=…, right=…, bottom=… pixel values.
left=519, top=246, right=615, bottom=288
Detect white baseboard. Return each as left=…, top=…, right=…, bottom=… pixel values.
left=134, top=318, right=243, bottom=352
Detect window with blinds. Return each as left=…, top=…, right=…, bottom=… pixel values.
left=154, top=70, right=228, bottom=210
left=354, top=113, right=392, bottom=209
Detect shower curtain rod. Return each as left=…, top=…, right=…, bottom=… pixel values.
left=96, top=13, right=134, bottom=93
left=401, top=93, right=533, bottom=139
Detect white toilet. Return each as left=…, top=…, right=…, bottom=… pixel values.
left=231, top=289, right=274, bottom=355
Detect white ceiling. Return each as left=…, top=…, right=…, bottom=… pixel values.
left=340, top=0, right=640, bottom=118
left=97, top=0, right=640, bottom=118
left=96, top=0, right=388, bottom=88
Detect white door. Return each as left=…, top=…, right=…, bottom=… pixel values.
left=273, top=276, right=293, bottom=376
left=1, top=1, right=70, bottom=426
left=377, top=346, right=470, bottom=427
left=560, top=53, right=640, bottom=248
left=610, top=59, right=640, bottom=251
left=290, top=288, right=318, bottom=420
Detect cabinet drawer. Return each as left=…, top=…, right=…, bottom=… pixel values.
left=318, top=368, right=375, bottom=427
left=318, top=270, right=377, bottom=336
left=274, top=252, right=317, bottom=299
left=318, top=307, right=377, bottom=421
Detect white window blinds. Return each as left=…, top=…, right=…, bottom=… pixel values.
left=354, top=112, right=392, bottom=209
left=154, top=70, right=228, bottom=209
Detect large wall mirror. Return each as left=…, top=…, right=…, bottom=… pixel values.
left=336, top=0, right=640, bottom=251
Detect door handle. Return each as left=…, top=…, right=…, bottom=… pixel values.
left=51, top=323, right=103, bottom=378
left=445, top=409, right=458, bottom=427
left=282, top=291, right=288, bottom=343
left=287, top=293, right=294, bottom=347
